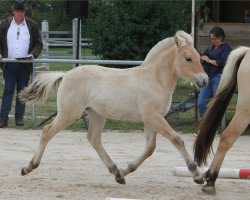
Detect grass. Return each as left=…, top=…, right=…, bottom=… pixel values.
left=0, top=48, right=249, bottom=135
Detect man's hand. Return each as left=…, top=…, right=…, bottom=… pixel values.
left=27, top=54, right=34, bottom=59
left=0, top=54, right=2, bottom=60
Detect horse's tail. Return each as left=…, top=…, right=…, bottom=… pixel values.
left=19, top=72, right=65, bottom=103
left=194, top=46, right=249, bottom=166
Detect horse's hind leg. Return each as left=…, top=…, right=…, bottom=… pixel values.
left=119, top=126, right=157, bottom=178
left=202, top=111, right=249, bottom=195
left=86, top=110, right=125, bottom=184
left=21, top=114, right=78, bottom=175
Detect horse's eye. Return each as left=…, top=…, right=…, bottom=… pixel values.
left=185, top=57, right=192, bottom=62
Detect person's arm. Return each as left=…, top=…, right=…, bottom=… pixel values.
left=207, top=58, right=218, bottom=66
left=215, top=45, right=231, bottom=68
left=0, top=20, right=3, bottom=59
left=200, top=46, right=215, bottom=64
left=29, top=22, right=43, bottom=58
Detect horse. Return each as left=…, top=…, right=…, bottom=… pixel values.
left=194, top=46, right=250, bottom=194
left=19, top=30, right=208, bottom=185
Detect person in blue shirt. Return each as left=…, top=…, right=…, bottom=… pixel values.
left=197, top=27, right=231, bottom=118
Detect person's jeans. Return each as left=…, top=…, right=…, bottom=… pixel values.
left=197, top=74, right=221, bottom=118
left=0, top=63, right=31, bottom=120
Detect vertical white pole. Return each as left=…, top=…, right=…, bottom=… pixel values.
left=79, top=19, right=82, bottom=60
left=42, top=20, right=49, bottom=70
left=72, top=18, right=78, bottom=68
left=31, top=63, right=36, bottom=124
left=191, top=0, right=195, bottom=43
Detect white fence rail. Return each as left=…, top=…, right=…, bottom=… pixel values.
left=41, top=19, right=96, bottom=69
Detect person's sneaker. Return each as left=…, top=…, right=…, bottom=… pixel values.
left=0, top=118, right=8, bottom=128
left=15, top=116, right=24, bottom=126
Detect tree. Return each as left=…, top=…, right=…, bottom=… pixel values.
left=0, top=0, right=70, bottom=31
left=0, top=1, right=13, bottom=20
left=87, top=1, right=192, bottom=63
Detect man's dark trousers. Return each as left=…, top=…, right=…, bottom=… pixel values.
left=0, top=63, right=30, bottom=120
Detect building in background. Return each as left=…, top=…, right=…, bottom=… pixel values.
left=196, top=0, right=250, bottom=52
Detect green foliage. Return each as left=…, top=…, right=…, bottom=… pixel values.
left=0, top=0, right=70, bottom=31
left=30, top=1, right=71, bottom=31
left=87, top=1, right=192, bottom=61
left=1, top=0, right=192, bottom=62
left=195, top=0, right=211, bottom=28
left=0, top=0, right=14, bottom=20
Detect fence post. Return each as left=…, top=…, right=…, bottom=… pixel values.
left=42, top=20, right=49, bottom=70
left=72, top=18, right=81, bottom=68
left=31, top=63, right=37, bottom=124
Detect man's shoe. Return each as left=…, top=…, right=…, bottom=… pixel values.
left=15, top=116, right=24, bottom=126
left=0, top=118, right=8, bottom=128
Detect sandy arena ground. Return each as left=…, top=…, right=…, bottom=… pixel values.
left=0, top=129, right=249, bottom=200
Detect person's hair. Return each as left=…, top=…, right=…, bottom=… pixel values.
left=12, top=0, right=26, bottom=11
left=209, top=26, right=225, bottom=42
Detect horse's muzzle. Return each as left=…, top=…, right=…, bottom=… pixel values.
left=195, top=74, right=209, bottom=88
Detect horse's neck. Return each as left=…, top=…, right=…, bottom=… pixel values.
left=146, top=46, right=178, bottom=92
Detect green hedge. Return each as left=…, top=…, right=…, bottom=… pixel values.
left=87, top=1, right=192, bottom=62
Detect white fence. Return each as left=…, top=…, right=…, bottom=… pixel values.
left=41, top=19, right=97, bottom=69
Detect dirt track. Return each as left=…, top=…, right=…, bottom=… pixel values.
left=0, top=129, right=249, bottom=200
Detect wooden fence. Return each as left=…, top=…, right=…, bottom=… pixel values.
left=40, top=19, right=96, bottom=69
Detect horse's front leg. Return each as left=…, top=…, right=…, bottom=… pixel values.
left=201, top=114, right=248, bottom=195
left=87, top=111, right=125, bottom=184
left=119, top=126, right=157, bottom=178
left=146, top=113, right=204, bottom=184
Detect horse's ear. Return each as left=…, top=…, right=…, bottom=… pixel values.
left=174, top=35, right=186, bottom=48
left=174, top=36, right=179, bottom=46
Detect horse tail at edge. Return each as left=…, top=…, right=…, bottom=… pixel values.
left=194, top=46, right=249, bottom=167
left=19, top=72, right=65, bottom=104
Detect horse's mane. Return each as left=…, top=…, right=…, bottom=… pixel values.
left=143, top=37, right=175, bottom=65
left=143, top=30, right=193, bottom=65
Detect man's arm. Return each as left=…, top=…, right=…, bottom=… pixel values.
left=0, top=20, right=3, bottom=58
left=29, top=22, right=43, bottom=58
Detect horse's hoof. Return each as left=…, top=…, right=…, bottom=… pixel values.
left=193, top=176, right=204, bottom=185
left=202, top=185, right=216, bottom=195
left=21, top=168, right=28, bottom=176
left=115, top=177, right=126, bottom=185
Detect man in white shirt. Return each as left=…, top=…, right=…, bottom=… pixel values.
left=0, top=1, right=43, bottom=127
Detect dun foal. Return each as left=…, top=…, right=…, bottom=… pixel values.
left=19, top=31, right=208, bottom=185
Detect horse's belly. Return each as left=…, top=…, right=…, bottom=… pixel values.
left=88, top=97, right=142, bottom=122
left=106, top=111, right=142, bottom=122
left=97, top=106, right=142, bottom=122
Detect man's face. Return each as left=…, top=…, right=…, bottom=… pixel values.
left=13, top=10, right=25, bottom=23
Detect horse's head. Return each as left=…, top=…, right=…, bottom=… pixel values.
left=173, top=31, right=208, bottom=89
